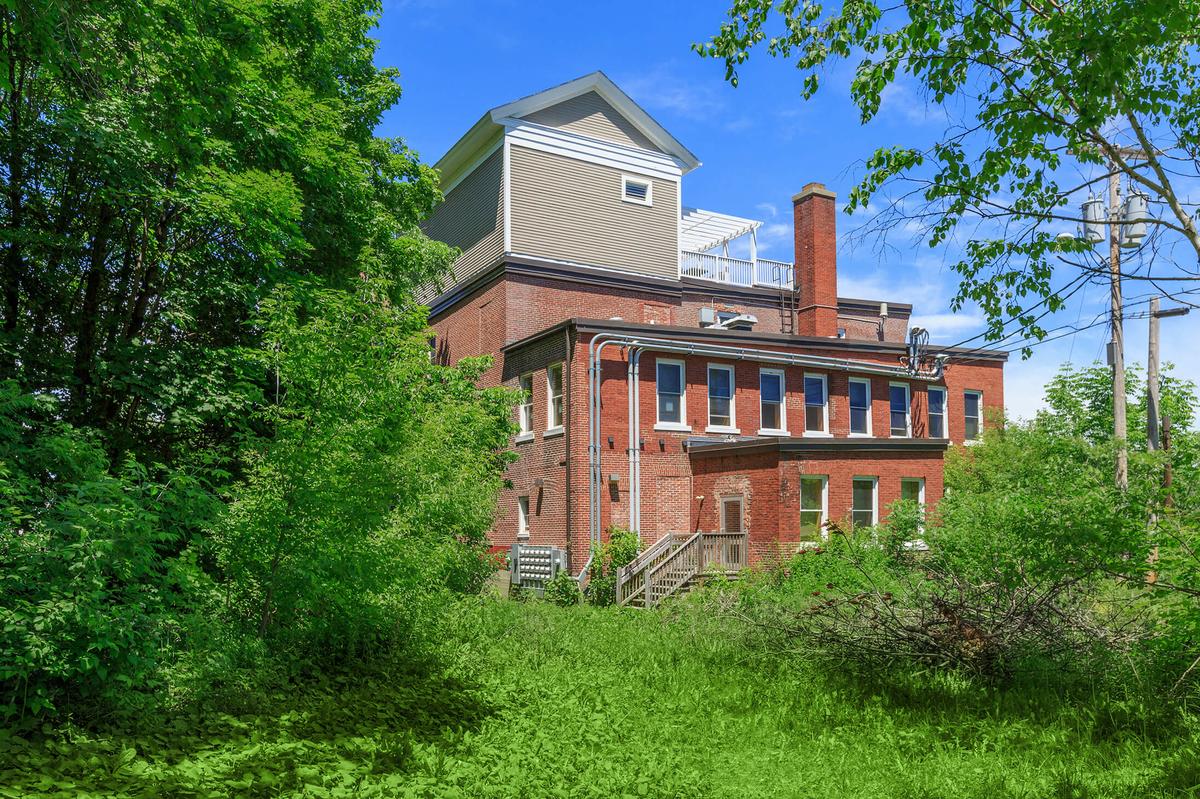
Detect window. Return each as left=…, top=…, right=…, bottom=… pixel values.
left=928, top=387, right=946, bottom=438
left=517, top=495, right=530, bottom=538
left=964, top=390, right=983, bottom=440
left=849, top=378, right=871, bottom=436
left=720, top=496, right=743, bottom=534
left=517, top=373, right=534, bottom=436
left=852, top=477, right=878, bottom=529
left=803, top=373, right=828, bottom=434
left=622, top=175, right=653, bottom=206
left=889, top=383, right=911, bottom=437
left=900, top=478, right=925, bottom=506
left=707, top=364, right=736, bottom=430
left=759, top=369, right=786, bottom=433
left=656, top=359, right=686, bottom=428
left=546, top=363, right=563, bottom=431
left=799, top=475, right=827, bottom=542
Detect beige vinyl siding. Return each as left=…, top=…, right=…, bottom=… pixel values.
left=508, top=144, right=678, bottom=281
left=419, top=146, right=504, bottom=303
left=521, top=92, right=662, bottom=152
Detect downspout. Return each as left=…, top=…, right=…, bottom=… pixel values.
left=564, top=325, right=573, bottom=572
left=579, top=333, right=628, bottom=580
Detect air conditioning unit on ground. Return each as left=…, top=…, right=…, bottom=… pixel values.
left=510, top=543, right=568, bottom=594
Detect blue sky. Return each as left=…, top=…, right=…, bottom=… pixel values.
left=374, top=0, right=1200, bottom=421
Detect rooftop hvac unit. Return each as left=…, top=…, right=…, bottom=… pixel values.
left=698, top=307, right=717, bottom=326
left=1081, top=195, right=1106, bottom=243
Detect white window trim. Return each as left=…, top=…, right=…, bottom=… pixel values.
left=848, top=377, right=873, bottom=437
left=852, top=476, right=879, bottom=528
left=802, top=372, right=830, bottom=437
left=964, top=389, right=984, bottom=442
left=621, top=174, right=653, bottom=206
left=707, top=363, right=738, bottom=434
left=546, top=362, right=564, bottom=433
left=654, top=358, right=691, bottom=432
left=798, top=474, right=829, bottom=543
left=900, top=477, right=927, bottom=539
left=927, top=386, right=947, bottom=440
left=517, top=373, right=534, bottom=437
left=758, top=367, right=789, bottom=436
left=889, top=382, right=912, bottom=438
left=517, top=495, right=530, bottom=539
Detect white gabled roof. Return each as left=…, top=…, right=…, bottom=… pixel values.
left=435, top=71, right=701, bottom=190
left=680, top=207, right=761, bottom=253
left=489, top=72, right=700, bottom=172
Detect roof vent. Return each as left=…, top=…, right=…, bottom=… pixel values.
left=712, top=313, right=758, bottom=331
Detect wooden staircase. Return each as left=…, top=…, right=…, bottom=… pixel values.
left=615, top=532, right=749, bottom=607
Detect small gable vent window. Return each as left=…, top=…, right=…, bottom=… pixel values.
left=622, top=175, right=652, bottom=206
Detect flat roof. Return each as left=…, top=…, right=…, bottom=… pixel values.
left=687, top=436, right=951, bottom=458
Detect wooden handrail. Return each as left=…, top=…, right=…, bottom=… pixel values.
left=616, top=531, right=749, bottom=607
left=645, top=532, right=702, bottom=607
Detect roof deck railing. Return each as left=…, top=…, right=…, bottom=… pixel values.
left=681, top=250, right=794, bottom=290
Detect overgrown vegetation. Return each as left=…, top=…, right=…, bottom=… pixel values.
left=0, top=0, right=514, bottom=726
left=4, top=598, right=1200, bottom=798
left=723, top=362, right=1200, bottom=699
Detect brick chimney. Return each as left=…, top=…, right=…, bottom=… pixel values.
left=793, top=182, right=839, bottom=337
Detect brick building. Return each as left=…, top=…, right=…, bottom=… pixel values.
left=421, top=72, right=1005, bottom=585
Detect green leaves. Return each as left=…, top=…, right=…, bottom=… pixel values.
left=215, top=276, right=515, bottom=657
left=698, top=0, right=1200, bottom=348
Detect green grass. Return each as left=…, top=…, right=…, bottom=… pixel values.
left=3, top=597, right=1199, bottom=798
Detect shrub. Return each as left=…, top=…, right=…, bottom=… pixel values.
left=586, top=527, right=641, bottom=607
left=725, top=423, right=1161, bottom=682
left=215, top=278, right=515, bottom=659
left=0, top=384, right=220, bottom=722
left=544, top=571, right=582, bottom=607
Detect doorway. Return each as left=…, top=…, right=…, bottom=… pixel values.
left=720, top=495, right=743, bottom=534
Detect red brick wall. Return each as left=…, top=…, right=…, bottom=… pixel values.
left=690, top=449, right=945, bottom=564
left=429, top=270, right=1005, bottom=572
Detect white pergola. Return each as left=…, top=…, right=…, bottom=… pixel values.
left=679, top=207, right=761, bottom=260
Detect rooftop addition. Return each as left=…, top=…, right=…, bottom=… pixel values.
left=680, top=207, right=794, bottom=289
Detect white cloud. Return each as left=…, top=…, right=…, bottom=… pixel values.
left=618, top=64, right=728, bottom=120
left=878, top=81, right=949, bottom=126
left=909, top=312, right=986, bottom=339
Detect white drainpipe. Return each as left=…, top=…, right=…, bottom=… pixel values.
left=581, top=332, right=944, bottom=580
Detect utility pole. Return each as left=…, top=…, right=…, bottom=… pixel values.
left=1109, top=170, right=1128, bottom=489
left=1147, top=298, right=1191, bottom=452
left=1148, top=296, right=1160, bottom=451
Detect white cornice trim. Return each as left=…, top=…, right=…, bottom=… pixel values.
left=440, top=135, right=503, bottom=196
left=504, top=119, right=684, bottom=182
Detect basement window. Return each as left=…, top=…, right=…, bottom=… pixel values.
left=852, top=477, right=878, bottom=529
left=799, top=475, right=827, bottom=542
left=622, top=175, right=653, bottom=206
left=517, top=495, right=530, bottom=538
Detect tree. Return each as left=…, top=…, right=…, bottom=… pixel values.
left=0, top=0, right=452, bottom=462
left=1041, top=361, right=1198, bottom=448
left=697, top=1, right=1200, bottom=349
left=215, top=276, right=514, bottom=656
